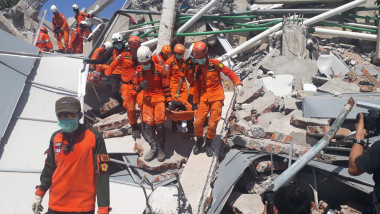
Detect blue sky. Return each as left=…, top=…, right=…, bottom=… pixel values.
left=40, top=0, right=125, bottom=21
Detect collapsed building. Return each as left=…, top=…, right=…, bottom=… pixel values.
left=1, top=0, right=380, bottom=213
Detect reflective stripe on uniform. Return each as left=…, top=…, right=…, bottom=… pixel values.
left=156, top=53, right=162, bottom=66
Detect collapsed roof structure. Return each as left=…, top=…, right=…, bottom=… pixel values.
left=1, top=0, right=380, bottom=213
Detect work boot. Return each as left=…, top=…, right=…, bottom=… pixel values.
left=131, top=123, right=141, bottom=139
left=172, top=121, right=177, bottom=132
left=204, top=138, right=213, bottom=157
left=144, top=125, right=157, bottom=162
left=57, top=49, right=64, bottom=53
left=193, top=137, right=204, bottom=155
left=187, top=119, right=194, bottom=134
left=156, top=124, right=166, bottom=162
left=141, top=122, right=148, bottom=141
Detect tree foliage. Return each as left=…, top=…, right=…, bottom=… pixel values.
left=0, top=0, right=20, bottom=10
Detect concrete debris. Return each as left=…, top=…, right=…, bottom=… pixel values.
left=318, top=78, right=360, bottom=95
left=362, top=68, right=380, bottom=88
left=99, top=97, right=121, bottom=116
left=282, top=19, right=308, bottom=59
left=284, top=97, right=300, bottom=114
left=251, top=92, right=280, bottom=118
left=247, top=174, right=279, bottom=194
left=147, top=186, right=190, bottom=214
left=306, top=126, right=351, bottom=137
left=256, top=74, right=294, bottom=97
left=93, top=112, right=129, bottom=132
left=226, top=192, right=264, bottom=214
left=303, top=83, right=317, bottom=92
left=291, top=110, right=330, bottom=127
left=317, top=53, right=349, bottom=78
left=236, top=79, right=264, bottom=104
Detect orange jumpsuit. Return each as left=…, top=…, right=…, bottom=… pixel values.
left=106, top=51, right=139, bottom=125
left=35, top=31, right=53, bottom=52
left=74, top=12, right=93, bottom=26
left=165, top=55, right=188, bottom=101
left=52, top=13, right=70, bottom=52
left=69, top=27, right=90, bottom=54
left=180, top=59, right=196, bottom=102
left=152, top=52, right=166, bottom=66
left=193, top=59, right=242, bottom=140
left=133, top=63, right=172, bottom=126
left=90, top=46, right=108, bottom=72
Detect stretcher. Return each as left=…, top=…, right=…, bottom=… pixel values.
left=166, top=97, right=195, bottom=121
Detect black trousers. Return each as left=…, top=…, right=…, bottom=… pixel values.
left=46, top=208, right=94, bottom=214
left=110, top=74, right=122, bottom=104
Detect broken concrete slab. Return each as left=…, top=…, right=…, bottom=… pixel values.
left=317, top=54, right=349, bottom=78
left=256, top=75, right=294, bottom=97
left=105, top=135, right=136, bottom=154
left=354, top=64, right=380, bottom=77
left=134, top=127, right=194, bottom=171
left=362, top=68, right=380, bottom=88
left=318, top=78, right=360, bottom=95
left=291, top=109, right=330, bottom=127
left=226, top=192, right=264, bottom=214
left=284, top=97, right=300, bottom=113
left=306, top=126, right=351, bottom=138
left=303, top=93, right=380, bottom=119
left=102, top=125, right=132, bottom=139
left=256, top=112, right=284, bottom=129
left=236, top=77, right=264, bottom=104
left=93, top=112, right=129, bottom=132
left=251, top=92, right=280, bottom=117
left=266, top=113, right=306, bottom=135
left=260, top=56, right=318, bottom=90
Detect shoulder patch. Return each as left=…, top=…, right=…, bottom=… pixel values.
left=74, top=32, right=78, bottom=36
left=218, top=63, right=224, bottom=68
left=124, top=54, right=132, bottom=59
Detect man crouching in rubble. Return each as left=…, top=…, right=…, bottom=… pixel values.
left=133, top=46, right=174, bottom=162
left=349, top=113, right=380, bottom=213
left=32, top=97, right=111, bottom=214
left=191, top=41, right=244, bottom=157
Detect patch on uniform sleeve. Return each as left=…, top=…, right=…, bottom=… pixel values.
left=124, top=54, right=131, bottom=59
left=97, top=154, right=110, bottom=174
left=54, top=142, right=62, bottom=153
left=218, top=63, right=224, bottom=69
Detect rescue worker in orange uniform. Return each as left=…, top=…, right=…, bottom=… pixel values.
left=68, top=21, right=91, bottom=54
left=191, top=41, right=244, bottom=157
left=32, top=97, right=111, bottom=214
left=85, top=33, right=128, bottom=104
left=105, top=36, right=141, bottom=139
left=72, top=4, right=94, bottom=27
left=51, top=5, right=70, bottom=53
left=35, top=26, right=54, bottom=53
left=133, top=46, right=173, bottom=162
left=165, top=43, right=192, bottom=132
left=152, top=45, right=171, bottom=66
left=89, top=41, right=113, bottom=73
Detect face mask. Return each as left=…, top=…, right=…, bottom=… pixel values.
left=113, top=42, right=123, bottom=50
left=57, top=117, right=79, bottom=133
left=175, top=54, right=183, bottom=59
left=142, top=64, right=151, bottom=70
left=195, top=58, right=206, bottom=65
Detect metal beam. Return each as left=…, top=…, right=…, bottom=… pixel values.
left=269, top=98, right=355, bottom=191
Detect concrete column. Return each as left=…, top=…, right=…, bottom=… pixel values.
left=156, top=0, right=178, bottom=52
left=372, top=15, right=380, bottom=64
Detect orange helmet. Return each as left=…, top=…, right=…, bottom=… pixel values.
left=128, top=36, right=141, bottom=49
left=174, top=44, right=185, bottom=55
left=161, top=45, right=172, bottom=56
left=41, top=26, right=48, bottom=33
left=192, top=41, right=208, bottom=59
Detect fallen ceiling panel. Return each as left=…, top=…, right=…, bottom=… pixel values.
left=0, top=29, right=39, bottom=141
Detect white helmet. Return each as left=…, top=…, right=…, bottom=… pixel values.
left=112, top=33, right=123, bottom=42
left=80, top=20, right=88, bottom=26
left=50, top=5, right=58, bottom=13
left=72, top=4, right=79, bottom=10
left=137, top=46, right=152, bottom=63
left=104, top=41, right=113, bottom=50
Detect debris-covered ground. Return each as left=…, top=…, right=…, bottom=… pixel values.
left=2, top=0, right=380, bottom=213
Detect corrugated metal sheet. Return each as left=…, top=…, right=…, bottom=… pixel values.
left=0, top=29, right=39, bottom=141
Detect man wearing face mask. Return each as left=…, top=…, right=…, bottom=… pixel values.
left=191, top=41, right=244, bottom=157
left=133, top=46, right=173, bottom=162
left=51, top=5, right=70, bottom=53
left=164, top=43, right=192, bottom=133
left=152, top=45, right=172, bottom=66
left=32, top=97, right=111, bottom=214
left=105, top=36, right=141, bottom=139
left=72, top=4, right=94, bottom=27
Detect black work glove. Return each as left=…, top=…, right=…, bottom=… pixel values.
left=138, top=80, right=149, bottom=91
left=66, top=48, right=72, bottom=54
left=261, top=191, right=275, bottom=214
left=102, top=76, right=110, bottom=86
